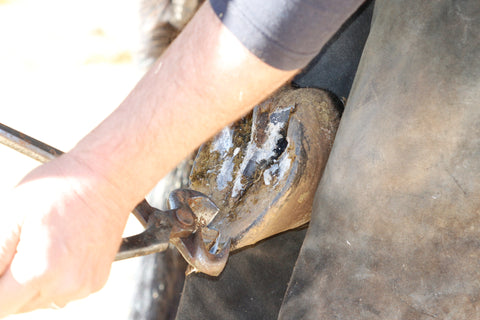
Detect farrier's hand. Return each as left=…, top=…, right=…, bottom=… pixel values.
left=0, top=155, right=130, bottom=317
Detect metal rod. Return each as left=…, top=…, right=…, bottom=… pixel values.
left=0, top=122, right=64, bottom=163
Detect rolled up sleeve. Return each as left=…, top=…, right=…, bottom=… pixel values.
left=210, top=0, right=366, bottom=70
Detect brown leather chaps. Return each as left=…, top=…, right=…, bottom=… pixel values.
left=175, top=1, right=480, bottom=319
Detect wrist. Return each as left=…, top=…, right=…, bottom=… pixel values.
left=36, top=152, right=134, bottom=223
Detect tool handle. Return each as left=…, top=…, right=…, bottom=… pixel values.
left=115, top=223, right=171, bottom=260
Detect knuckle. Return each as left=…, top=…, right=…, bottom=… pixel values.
left=27, top=238, right=112, bottom=300
left=90, top=271, right=109, bottom=293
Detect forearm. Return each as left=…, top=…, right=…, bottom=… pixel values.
left=68, top=2, right=297, bottom=214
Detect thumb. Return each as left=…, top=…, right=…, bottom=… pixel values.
left=0, top=214, right=21, bottom=276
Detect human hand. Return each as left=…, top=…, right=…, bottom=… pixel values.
left=0, top=155, right=131, bottom=317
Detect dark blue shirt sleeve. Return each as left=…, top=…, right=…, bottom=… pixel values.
left=209, top=0, right=366, bottom=70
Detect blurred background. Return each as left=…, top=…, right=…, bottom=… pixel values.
left=0, top=0, right=149, bottom=318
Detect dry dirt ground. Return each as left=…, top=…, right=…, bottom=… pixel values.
left=0, top=0, right=151, bottom=318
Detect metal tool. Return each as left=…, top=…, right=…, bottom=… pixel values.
left=0, top=122, right=229, bottom=276
left=117, top=188, right=230, bottom=276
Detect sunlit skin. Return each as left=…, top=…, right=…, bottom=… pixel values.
left=0, top=2, right=297, bottom=316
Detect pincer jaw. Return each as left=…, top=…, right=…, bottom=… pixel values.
left=166, top=189, right=232, bottom=276
left=171, top=228, right=231, bottom=276
left=116, top=189, right=232, bottom=276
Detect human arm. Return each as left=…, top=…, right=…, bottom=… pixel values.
left=0, top=2, right=297, bottom=316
